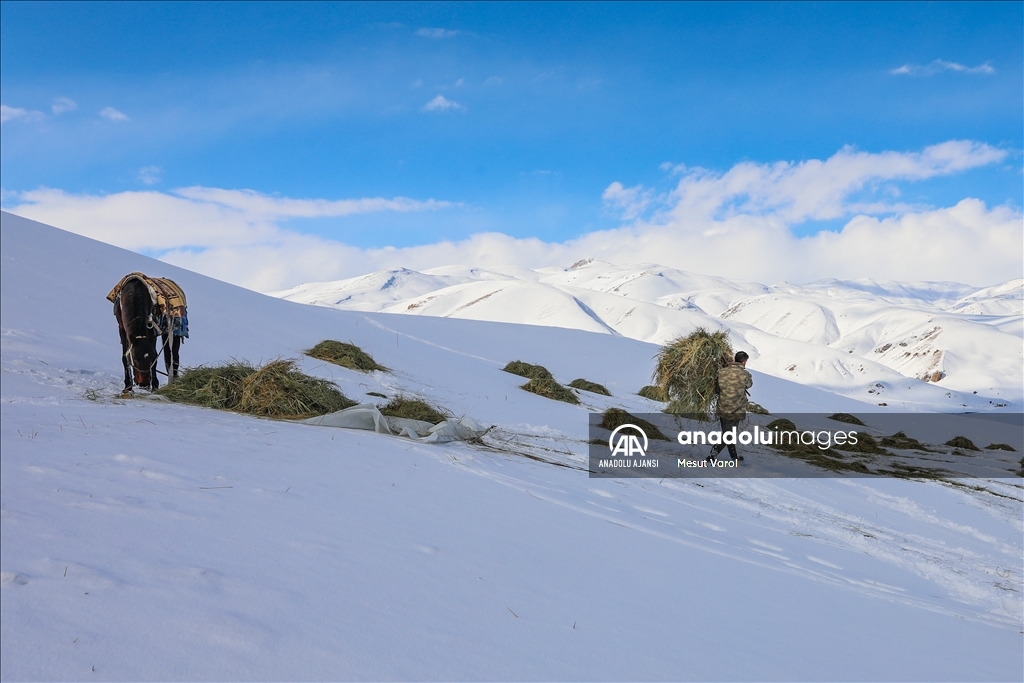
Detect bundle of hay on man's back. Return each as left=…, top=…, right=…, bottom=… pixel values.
left=653, top=327, right=733, bottom=419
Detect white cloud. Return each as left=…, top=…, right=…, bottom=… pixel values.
left=138, top=166, right=162, bottom=185
left=422, top=95, right=465, bottom=112
left=51, top=97, right=78, bottom=115
left=575, top=198, right=1021, bottom=287
left=416, top=27, right=462, bottom=39
left=173, top=186, right=456, bottom=218
left=890, top=59, right=995, bottom=76
left=158, top=198, right=1024, bottom=291
left=99, top=107, right=130, bottom=121
left=4, top=186, right=456, bottom=255
left=1, top=104, right=45, bottom=123
left=3, top=141, right=1019, bottom=291
left=602, top=182, right=653, bottom=220
left=8, top=188, right=278, bottom=251
left=655, top=140, right=1006, bottom=224
left=159, top=231, right=560, bottom=293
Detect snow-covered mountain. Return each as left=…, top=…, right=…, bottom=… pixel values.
left=274, top=261, right=1024, bottom=411
left=2, top=212, right=1022, bottom=681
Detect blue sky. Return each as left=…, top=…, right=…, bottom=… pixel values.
left=1, top=2, right=1021, bottom=289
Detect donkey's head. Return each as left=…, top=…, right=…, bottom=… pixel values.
left=128, top=334, right=159, bottom=390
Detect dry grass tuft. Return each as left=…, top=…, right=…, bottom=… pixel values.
left=880, top=431, right=933, bottom=451
left=828, top=413, right=865, bottom=426
left=306, top=340, right=387, bottom=372
left=568, top=378, right=610, bottom=396
left=379, top=396, right=449, bottom=425
left=944, top=436, right=979, bottom=451
left=158, top=362, right=254, bottom=410
left=236, top=360, right=355, bottom=418
left=637, top=385, right=668, bottom=402
left=764, top=418, right=869, bottom=472
left=654, top=328, right=733, bottom=418
left=746, top=402, right=770, bottom=415
left=521, top=378, right=579, bottom=404
left=503, top=360, right=553, bottom=380
left=835, top=432, right=889, bottom=455
left=598, top=408, right=669, bottom=441
left=159, top=359, right=355, bottom=419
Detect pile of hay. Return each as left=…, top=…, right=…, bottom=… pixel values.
left=944, top=436, right=979, bottom=451
left=746, top=402, right=770, bottom=415
left=568, top=378, right=610, bottom=396
left=157, top=361, right=253, bottom=410
left=521, top=378, right=579, bottom=405
left=503, top=360, right=553, bottom=380
left=598, top=408, right=668, bottom=441
left=880, top=431, right=933, bottom=451
left=764, top=418, right=870, bottom=473
left=834, top=432, right=888, bottom=455
left=654, top=328, right=733, bottom=417
left=828, top=413, right=865, bottom=425
left=159, top=359, right=355, bottom=419
left=766, top=418, right=796, bottom=433
left=306, top=340, right=387, bottom=372
left=379, top=396, right=448, bottom=425
left=637, top=385, right=668, bottom=402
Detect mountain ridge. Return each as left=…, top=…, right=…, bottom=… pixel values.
left=272, top=261, right=1023, bottom=410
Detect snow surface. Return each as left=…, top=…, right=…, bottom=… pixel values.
left=273, top=261, right=1024, bottom=412
left=2, top=212, right=1022, bottom=681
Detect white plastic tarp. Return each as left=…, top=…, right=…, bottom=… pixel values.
left=301, top=403, right=488, bottom=444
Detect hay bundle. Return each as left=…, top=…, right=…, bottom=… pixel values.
left=568, top=378, right=610, bottom=396
left=306, top=340, right=387, bottom=372
left=598, top=408, right=669, bottom=441
left=379, top=396, right=448, bottom=425
left=746, top=401, right=770, bottom=415
left=765, top=418, right=852, bottom=467
left=521, top=378, right=579, bottom=405
left=159, top=359, right=354, bottom=419
left=502, top=360, right=553, bottom=380
left=654, top=328, right=733, bottom=417
left=157, top=361, right=254, bottom=410
left=637, top=385, right=668, bottom=402
left=827, top=413, right=865, bottom=425
left=944, top=436, right=979, bottom=451
left=835, top=433, right=888, bottom=455
left=880, top=431, right=931, bottom=451
left=237, top=359, right=355, bottom=418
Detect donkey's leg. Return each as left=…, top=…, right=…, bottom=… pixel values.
left=163, top=332, right=173, bottom=382
left=150, top=335, right=160, bottom=391
left=171, top=336, right=182, bottom=378
left=118, top=322, right=133, bottom=393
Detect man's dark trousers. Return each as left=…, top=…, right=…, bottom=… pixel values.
left=710, top=417, right=742, bottom=459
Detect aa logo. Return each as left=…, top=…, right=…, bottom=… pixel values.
left=608, top=424, right=648, bottom=457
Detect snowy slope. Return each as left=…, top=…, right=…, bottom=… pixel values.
left=274, top=261, right=1023, bottom=411
left=2, top=212, right=1023, bottom=681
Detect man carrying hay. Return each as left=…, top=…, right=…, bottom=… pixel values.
left=709, top=351, right=752, bottom=461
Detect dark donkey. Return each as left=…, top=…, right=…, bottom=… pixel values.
left=110, top=273, right=188, bottom=394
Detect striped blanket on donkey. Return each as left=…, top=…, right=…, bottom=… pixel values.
left=107, top=272, right=189, bottom=338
